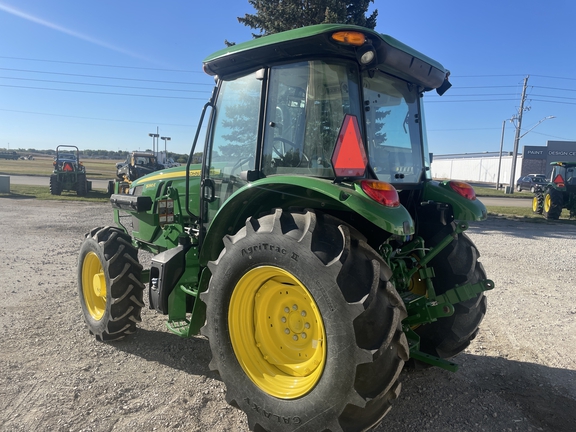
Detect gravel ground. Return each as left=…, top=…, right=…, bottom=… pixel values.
left=0, top=198, right=575, bottom=432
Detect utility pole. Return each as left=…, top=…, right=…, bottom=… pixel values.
left=507, top=75, right=529, bottom=194
left=496, top=120, right=506, bottom=189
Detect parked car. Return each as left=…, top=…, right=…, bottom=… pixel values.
left=516, top=174, right=547, bottom=192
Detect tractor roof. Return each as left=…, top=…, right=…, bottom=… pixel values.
left=203, top=24, right=447, bottom=90
left=550, top=161, right=576, bottom=167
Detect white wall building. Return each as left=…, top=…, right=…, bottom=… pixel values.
left=431, top=152, right=523, bottom=185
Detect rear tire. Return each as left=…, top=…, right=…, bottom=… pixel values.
left=201, top=209, right=408, bottom=432
left=543, top=189, right=562, bottom=220
left=78, top=226, right=145, bottom=341
left=49, top=175, right=61, bottom=195
left=77, top=173, right=88, bottom=196
left=415, top=232, right=487, bottom=360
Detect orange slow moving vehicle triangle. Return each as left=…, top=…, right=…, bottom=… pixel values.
left=331, top=114, right=368, bottom=178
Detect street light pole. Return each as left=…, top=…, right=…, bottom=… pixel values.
left=148, top=133, right=159, bottom=155
left=160, top=136, right=171, bottom=156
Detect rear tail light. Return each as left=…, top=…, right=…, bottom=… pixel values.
left=449, top=181, right=476, bottom=200
left=359, top=180, right=400, bottom=207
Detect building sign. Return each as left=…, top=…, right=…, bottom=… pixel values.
left=523, top=146, right=547, bottom=160
left=547, top=141, right=576, bottom=163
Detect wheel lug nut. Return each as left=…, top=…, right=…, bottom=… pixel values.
left=304, top=323, right=310, bottom=329
left=284, top=307, right=290, bottom=313
left=281, top=317, right=286, bottom=323
left=292, top=304, right=298, bottom=311
left=301, top=311, right=307, bottom=317
left=301, top=333, right=307, bottom=339
left=284, top=328, right=290, bottom=334
left=293, top=335, right=298, bottom=341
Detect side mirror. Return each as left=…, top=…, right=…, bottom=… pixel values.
left=436, top=71, right=452, bottom=96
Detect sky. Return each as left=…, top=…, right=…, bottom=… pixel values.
left=1, top=0, right=575, bottom=157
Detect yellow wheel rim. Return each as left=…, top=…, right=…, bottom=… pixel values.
left=228, top=266, right=326, bottom=399
left=544, top=194, right=551, bottom=212
left=82, top=251, right=107, bottom=320
left=532, top=196, right=539, bottom=212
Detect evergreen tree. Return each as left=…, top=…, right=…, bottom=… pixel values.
left=238, top=0, right=378, bottom=37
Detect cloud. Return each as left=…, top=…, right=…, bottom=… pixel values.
left=0, top=2, right=153, bottom=62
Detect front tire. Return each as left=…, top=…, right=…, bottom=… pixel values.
left=532, top=193, right=544, bottom=214
left=78, top=226, right=145, bottom=341
left=201, top=209, right=408, bottom=432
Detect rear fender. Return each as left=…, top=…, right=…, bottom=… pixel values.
left=199, top=176, right=415, bottom=265
left=422, top=181, right=487, bottom=221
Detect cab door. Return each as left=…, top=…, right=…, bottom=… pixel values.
left=200, top=70, right=264, bottom=228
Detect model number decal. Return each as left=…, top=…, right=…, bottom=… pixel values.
left=241, top=243, right=299, bottom=261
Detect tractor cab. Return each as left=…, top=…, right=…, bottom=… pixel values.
left=196, top=26, right=460, bottom=237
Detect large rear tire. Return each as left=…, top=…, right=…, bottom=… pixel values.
left=49, top=174, right=61, bottom=195
left=543, top=188, right=562, bottom=220
left=77, top=173, right=88, bottom=196
left=78, top=226, right=145, bottom=341
left=415, top=232, right=487, bottom=360
left=201, top=209, right=408, bottom=432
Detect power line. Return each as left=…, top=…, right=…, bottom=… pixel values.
left=451, top=74, right=526, bottom=78
left=426, top=98, right=518, bottom=103
left=0, top=84, right=210, bottom=100
left=529, top=98, right=576, bottom=106
left=532, top=85, right=576, bottom=92
left=431, top=93, right=519, bottom=97
left=531, top=74, right=576, bottom=81
left=0, top=76, right=212, bottom=93
left=0, top=108, right=195, bottom=127
left=0, top=67, right=213, bottom=85
left=528, top=93, right=576, bottom=101
left=456, top=85, right=519, bottom=89
left=0, top=55, right=201, bottom=73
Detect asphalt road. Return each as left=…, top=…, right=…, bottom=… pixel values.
left=6, top=174, right=110, bottom=190
left=478, top=196, right=533, bottom=207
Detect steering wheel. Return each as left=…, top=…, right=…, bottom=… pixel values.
left=230, top=155, right=254, bottom=176
left=272, top=137, right=309, bottom=167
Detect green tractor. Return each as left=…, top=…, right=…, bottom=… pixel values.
left=532, top=161, right=576, bottom=219
left=50, top=145, right=91, bottom=196
left=78, top=25, right=493, bottom=432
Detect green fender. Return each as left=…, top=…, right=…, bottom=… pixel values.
left=199, top=176, right=415, bottom=265
left=422, top=181, right=487, bottom=221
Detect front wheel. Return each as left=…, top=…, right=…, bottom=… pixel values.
left=532, top=193, right=544, bottom=214
left=78, top=226, right=145, bottom=341
left=201, top=209, right=408, bottom=432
